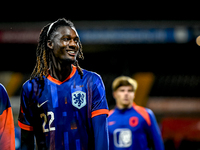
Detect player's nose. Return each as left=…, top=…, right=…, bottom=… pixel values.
left=69, top=39, right=77, bottom=49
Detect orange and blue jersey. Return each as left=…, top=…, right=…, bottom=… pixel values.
left=0, top=83, right=15, bottom=150
left=18, top=66, right=109, bottom=150
left=108, top=103, right=164, bottom=150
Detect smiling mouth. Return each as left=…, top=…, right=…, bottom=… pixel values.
left=67, top=50, right=77, bottom=56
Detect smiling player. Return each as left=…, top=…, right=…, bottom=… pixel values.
left=18, top=18, right=109, bottom=150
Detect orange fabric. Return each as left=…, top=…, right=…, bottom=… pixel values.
left=91, top=109, right=109, bottom=118
left=133, top=103, right=151, bottom=126
left=108, top=109, right=115, bottom=117
left=18, top=121, right=33, bottom=131
left=47, top=65, right=77, bottom=85
left=108, top=121, right=116, bottom=126
left=20, top=106, right=24, bottom=113
left=0, top=107, right=15, bottom=150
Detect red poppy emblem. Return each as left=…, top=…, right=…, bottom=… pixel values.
left=129, top=117, right=139, bottom=127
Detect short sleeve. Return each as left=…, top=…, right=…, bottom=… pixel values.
left=91, top=74, right=109, bottom=118
left=18, top=81, right=34, bottom=131
left=0, top=84, right=11, bottom=114
left=0, top=84, right=15, bottom=150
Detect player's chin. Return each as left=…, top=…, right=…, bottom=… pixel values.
left=61, top=57, right=76, bottom=64
left=122, top=100, right=131, bottom=105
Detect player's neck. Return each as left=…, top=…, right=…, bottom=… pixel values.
left=50, top=64, right=72, bottom=82
left=116, top=102, right=133, bottom=110
left=49, top=54, right=73, bottom=82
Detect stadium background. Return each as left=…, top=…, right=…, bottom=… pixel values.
left=0, top=2, right=200, bottom=149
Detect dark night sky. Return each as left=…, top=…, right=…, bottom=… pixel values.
left=1, top=2, right=199, bottom=22
left=1, top=2, right=200, bottom=99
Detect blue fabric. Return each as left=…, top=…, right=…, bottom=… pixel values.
left=0, top=84, right=11, bottom=115
left=49, top=82, right=58, bottom=108
left=64, top=132, right=69, bottom=150
left=108, top=106, right=164, bottom=150
left=92, top=114, right=109, bottom=150
left=18, top=68, right=109, bottom=150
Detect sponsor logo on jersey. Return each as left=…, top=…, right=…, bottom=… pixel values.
left=37, top=100, right=49, bottom=108
left=113, top=128, right=132, bottom=148
left=72, top=91, right=86, bottom=109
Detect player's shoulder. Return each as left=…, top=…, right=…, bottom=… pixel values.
left=134, top=104, right=155, bottom=116
left=144, top=107, right=154, bottom=116
left=0, top=83, right=11, bottom=113
left=0, top=83, right=7, bottom=93
left=82, top=69, right=103, bottom=81
left=22, top=77, right=40, bottom=93
left=133, top=104, right=154, bottom=126
left=83, top=69, right=101, bottom=77
left=23, top=78, right=32, bottom=89
left=0, top=83, right=9, bottom=99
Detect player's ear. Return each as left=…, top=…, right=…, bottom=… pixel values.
left=47, top=40, right=54, bottom=49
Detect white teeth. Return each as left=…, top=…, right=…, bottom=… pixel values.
left=68, top=51, right=75, bottom=54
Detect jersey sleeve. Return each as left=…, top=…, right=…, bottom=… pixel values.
left=146, top=108, right=164, bottom=150
left=0, top=84, right=15, bottom=150
left=91, top=74, right=109, bottom=118
left=18, top=81, right=34, bottom=131
left=92, top=114, right=109, bottom=150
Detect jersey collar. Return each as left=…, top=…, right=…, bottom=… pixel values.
left=47, top=65, right=77, bottom=85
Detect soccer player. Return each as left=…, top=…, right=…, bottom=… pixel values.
left=0, top=83, right=15, bottom=150
left=108, top=76, right=164, bottom=150
left=18, top=18, right=109, bottom=150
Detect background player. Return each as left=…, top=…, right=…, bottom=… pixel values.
left=0, top=83, right=15, bottom=150
left=108, top=76, right=164, bottom=150
left=18, top=18, right=109, bottom=150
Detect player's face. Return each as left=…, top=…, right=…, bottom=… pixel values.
left=49, top=26, right=80, bottom=64
left=113, top=85, right=135, bottom=109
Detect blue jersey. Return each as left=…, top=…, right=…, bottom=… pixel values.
left=18, top=66, right=109, bottom=150
left=108, top=103, right=164, bottom=150
left=0, top=84, right=15, bottom=150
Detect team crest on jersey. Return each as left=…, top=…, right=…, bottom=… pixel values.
left=72, top=91, right=86, bottom=109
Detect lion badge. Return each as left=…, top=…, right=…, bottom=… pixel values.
left=72, top=91, right=86, bottom=109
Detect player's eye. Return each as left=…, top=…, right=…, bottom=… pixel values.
left=62, top=36, right=71, bottom=41
left=63, top=38, right=70, bottom=41
left=74, top=38, right=79, bottom=43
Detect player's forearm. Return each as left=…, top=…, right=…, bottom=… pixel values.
left=148, top=109, right=164, bottom=150
left=21, top=129, right=35, bottom=150
left=92, top=114, right=109, bottom=150
left=151, top=132, right=164, bottom=150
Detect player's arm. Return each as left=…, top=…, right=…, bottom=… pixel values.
left=146, top=109, right=164, bottom=150
left=92, top=114, right=109, bottom=150
left=18, top=81, right=35, bottom=150
left=0, top=84, right=15, bottom=150
left=21, top=129, right=34, bottom=150
left=91, top=74, right=109, bottom=150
